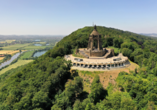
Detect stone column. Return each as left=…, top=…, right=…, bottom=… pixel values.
left=92, top=65, right=95, bottom=68
left=91, top=39, right=93, bottom=50
left=89, top=50, right=91, bottom=56
left=98, top=38, right=100, bottom=50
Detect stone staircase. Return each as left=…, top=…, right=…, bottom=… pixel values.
left=103, top=49, right=112, bottom=58
left=79, top=50, right=89, bottom=58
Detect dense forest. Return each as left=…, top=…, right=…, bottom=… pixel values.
left=1, top=26, right=157, bottom=110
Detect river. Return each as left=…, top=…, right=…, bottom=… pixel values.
left=34, top=44, right=42, bottom=46
left=0, top=50, right=48, bottom=69
left=0, top=52, right=21, bottom=69
left=33, top=50, right=47, bottom=57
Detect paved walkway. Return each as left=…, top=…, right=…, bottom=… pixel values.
left=66, top=53, right=128, bottom=64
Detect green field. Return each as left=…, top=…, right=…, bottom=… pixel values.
left=34, top=42, right=46, bottom=45
left=0, top=60, right=33, bottom=75
left=2, top=43, right=30, bottom=50
left=22, top=45, right=48, bottom=50
left=2, top=43, right=51, bottom=50
left=19, top=51, right=34, bottom=59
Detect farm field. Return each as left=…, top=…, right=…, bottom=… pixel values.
left=0, top=40, right=15, bottom=43
left=22, top=45, right=48, bottom=50
left=2, top=43, right=30, bottom=50
left=0, top=60, right=33, bottom=75
left=0, top=57, right=4, bottom=60
left=34, top=42, right=46, bottom=44
left=0, top=50, right=20, bottom=55
left=0, top=36, right=62, bottom=76
left=19, top=51, right=34, bottom=59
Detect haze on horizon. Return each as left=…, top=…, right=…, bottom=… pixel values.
left=0, top=0, right=157, bottom=35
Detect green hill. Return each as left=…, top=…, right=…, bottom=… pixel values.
left=1, top=26, right=157, bottom=110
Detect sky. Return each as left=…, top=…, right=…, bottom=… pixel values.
left=0, top=0, right=157, bottom=35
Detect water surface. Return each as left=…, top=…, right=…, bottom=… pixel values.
left=0, top=52, right=21, bottom=69
left=34, top=44, right=42, bottom=46
left=33, top=50, right=47, bottom=57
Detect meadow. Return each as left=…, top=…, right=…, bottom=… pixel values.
left=19, top=51, right=34, bottom=59
left=22, top=45, right=48, bottom=50
left=0, top=60, right=33, bottom=75
left=2, top=43, right=30, bottom=50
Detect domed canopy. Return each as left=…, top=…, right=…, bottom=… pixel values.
left=90, top=25, right=100, bottom=35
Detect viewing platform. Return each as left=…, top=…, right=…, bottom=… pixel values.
left=65, top=53, right=130, bottom=70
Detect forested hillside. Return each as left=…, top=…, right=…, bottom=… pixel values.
left=1, top=26, right=157, bottom=110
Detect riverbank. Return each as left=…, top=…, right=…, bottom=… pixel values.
left=0, top=60, right=33, bottom=75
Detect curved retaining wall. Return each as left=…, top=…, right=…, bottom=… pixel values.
left=71, top=59, right=129, bottom=69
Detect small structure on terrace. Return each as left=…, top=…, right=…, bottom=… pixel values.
left=65, top=25, right=130, bottom=70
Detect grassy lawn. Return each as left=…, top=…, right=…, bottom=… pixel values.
left=19, top=51, right=34, bottom=59
left=2, top=43, right=30, bottom=50
left=0, top=60, right=33, bottom=75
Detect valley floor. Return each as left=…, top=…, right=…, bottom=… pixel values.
left=0, top=60, right=33, bottom=75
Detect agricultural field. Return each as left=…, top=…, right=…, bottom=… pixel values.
left=0, top=57, right=4, bottom=60
left=2, top=43, right=30, bottom=50
left=34, top=42, right=46, bottom=45
left=22, top=45, right=48, bottom=50
left=0, top=36, right=63, bottom=75
left=19, top=51, right=34, bottom=59
left=0, top=50, right=20, bottom=55
left=0, top=40, right=15, bottom=43
left=0, top=60, right=33, bottom=75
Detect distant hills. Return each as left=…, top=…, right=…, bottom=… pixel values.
left=0, top=35, right=65, bottom=41
left=140, top=33, right=157, bottom=37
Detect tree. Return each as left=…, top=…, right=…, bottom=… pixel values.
left=88, top=75, right=107, bottom=104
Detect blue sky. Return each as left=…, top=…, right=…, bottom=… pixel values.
left=0, top=0, right=156, bottom=35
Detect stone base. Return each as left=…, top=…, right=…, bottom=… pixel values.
left=84, top=49, right=106, bottom=57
